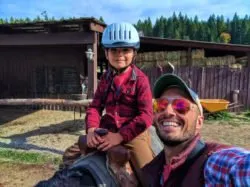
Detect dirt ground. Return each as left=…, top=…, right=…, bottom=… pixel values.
left=0, top=108, right=249, bottom=187
left=0, top=161, right=56, bottom=187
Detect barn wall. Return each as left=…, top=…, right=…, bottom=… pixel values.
left=0, top=46, right=86, bottom=98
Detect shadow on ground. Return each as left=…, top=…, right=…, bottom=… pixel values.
left=0, top=106, right=38, bottom=125
left=0, top=119, right=85, bottom=155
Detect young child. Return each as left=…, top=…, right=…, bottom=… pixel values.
left=85, top=22, right=154, bottom=171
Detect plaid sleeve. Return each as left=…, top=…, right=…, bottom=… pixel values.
left=119, top=75, right=153, bottom=142
left=204, top=147, right=250, bottom=187
left=85, top=75, right=107, bottom=130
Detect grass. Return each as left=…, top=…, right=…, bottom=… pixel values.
left=0, top=148, right=62, bottom=165
left=244, top=110, right=250, bottom=118
left=206, top=111, right=233, bottom=121
left=205, top=111, right=250, bottom=123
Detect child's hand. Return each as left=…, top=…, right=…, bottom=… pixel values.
left=97, top=132, right=123, bottom=151
left=86, top=128, right=104, bottom=148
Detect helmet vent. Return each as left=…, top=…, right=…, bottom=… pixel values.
left=124, top=30, right=126, bottom=39
left=129, top=31, right=131, bottom=39
left=114, top=31, right=116, bottom=40
left=119, top=29, right=122, bottom=40
left=109, top=31, right=112, bottom=40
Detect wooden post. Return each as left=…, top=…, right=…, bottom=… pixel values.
left=200, top=67, right=206, bottom=98
left=187, top=47, right=192, bottom=66
left=86, top=33, right=98, bottom=98
left=247, top=52, right=250, bottom=68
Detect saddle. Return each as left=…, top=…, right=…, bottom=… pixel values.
left=77, top=134, right=138, bottom=187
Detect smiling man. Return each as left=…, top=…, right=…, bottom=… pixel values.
left=141, top=73, right=250, bottom=187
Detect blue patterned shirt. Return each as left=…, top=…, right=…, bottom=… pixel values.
left=204, top=147, right=250, bottom=187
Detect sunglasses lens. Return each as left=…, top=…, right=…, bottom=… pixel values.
left=172, top=99, right=190, bottom=114
left=153, top=98, right=191, bottom=114
left=153, top=98, right=169, bottom=112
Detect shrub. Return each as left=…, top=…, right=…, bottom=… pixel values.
left=206, top=111, right=232, bottom=121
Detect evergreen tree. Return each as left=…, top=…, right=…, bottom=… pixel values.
left=241, top=16, right=249, bottom=44
left=145, top=17, right=153, bottom=36
left=4, top=12, right=250, bottom=44
left=99, top=16, right=105, bottom=23
left=217, top=15, right=226, bottom=36
left=25, top=17, right=31, bottom=23
left=34, top=16, right=42, bottom=22
left=244, top=28, right=250, bottom=44
left=207, top=14, right=218, bottom=41
left=9, top=17, right=15, bottom=24
left=153, top=16, right=165, bottom=38
left=164, top=18, right=173, bottom=38
left=41, top=11, right=49, bottom=21
left=231, top=13, right=240, bottom=44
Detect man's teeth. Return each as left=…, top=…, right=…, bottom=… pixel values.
left=162, top=122, right=179, bottom=127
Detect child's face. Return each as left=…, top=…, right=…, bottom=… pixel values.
left=105, top=48, right=135, bottom=70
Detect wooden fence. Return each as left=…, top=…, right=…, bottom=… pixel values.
left=1, top=65, right=249, bottom=112
left=143, top=66, right=250, bottom=111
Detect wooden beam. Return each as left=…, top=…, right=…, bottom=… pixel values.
left=248, top=53, right=250, bottom=67
left=87, top=32, right=98, bottom=98
left=0, top=32, right=94, bottom=46
left=0, top=98, right=92, bottom=107
left=140, top=37, right=250, bottom=52
left=187, top=47, right=192, bottom=65
left=235, top=56, right=247, bottom=62
left=89, top=22, right=105, bottom=33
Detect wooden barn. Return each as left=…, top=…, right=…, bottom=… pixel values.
left=0, top=18, right=106, bottom=99
left=139, top=37, right=250, bottom=66
left=1, top=17, right=250, bottom=106
left=138, top=37, right=250, bottom=110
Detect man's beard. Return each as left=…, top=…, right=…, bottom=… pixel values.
left=155, top=123, right=196, bottom=147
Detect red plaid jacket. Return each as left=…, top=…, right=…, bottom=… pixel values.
left=85, top=64, right=153, bottom=142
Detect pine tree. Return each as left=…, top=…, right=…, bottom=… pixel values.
left=145, top=17, right=153, bottom=36
left=241, top=16, right=249, bottom=44
left=217, top=15, right=226, bottom=36
left=9, top=17, right=15, bottom=24
left=99, top=16, right=105, bottom=23
left=207, top=14, right=217, bottom=41
left=164, top=18, right=173, bottom=38
left=244, top=28, right=250, bottom=44
left=231, top=13, right=240, bottom=44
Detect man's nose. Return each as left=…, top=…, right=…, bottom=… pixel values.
left=163, top=104, right=176, bottom=116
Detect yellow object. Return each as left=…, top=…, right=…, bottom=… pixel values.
left=200, top=99, right=230, bottom=113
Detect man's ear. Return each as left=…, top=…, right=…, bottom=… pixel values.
left=196, top=115, right=204, bottom=133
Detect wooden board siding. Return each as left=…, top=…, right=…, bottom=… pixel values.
left=0, top=32, right=94, bottom=46
left=0, top=46, right=85, bottom=98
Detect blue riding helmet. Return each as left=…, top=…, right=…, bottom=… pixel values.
left=101, top=22, right=140, bottom=50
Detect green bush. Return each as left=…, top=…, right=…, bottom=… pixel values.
left=206, top=111, right=232, bottom=121
left=244, top=110, right=250, bottom=118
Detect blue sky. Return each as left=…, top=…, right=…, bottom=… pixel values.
left=0, top=0, right=249, bottom=24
